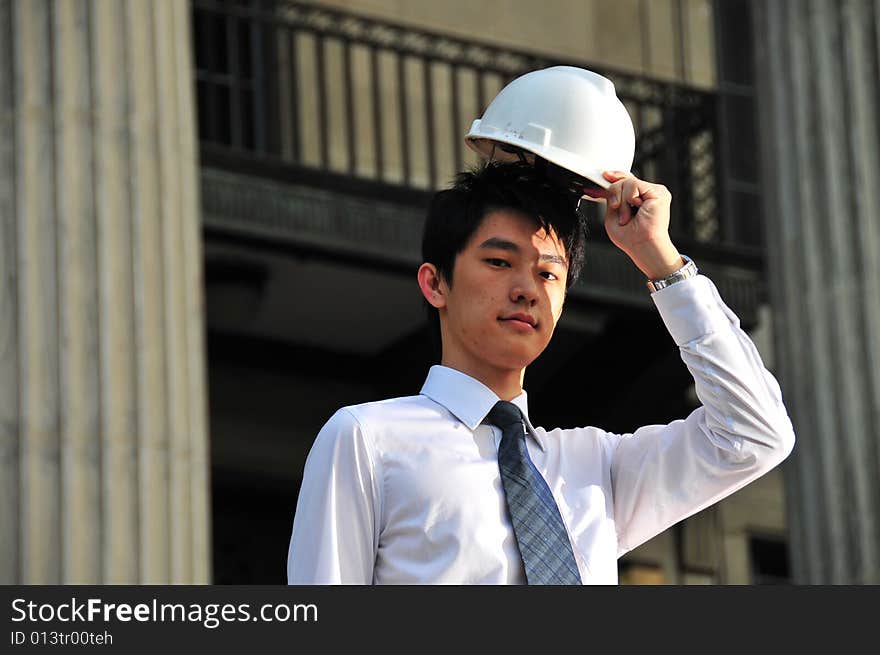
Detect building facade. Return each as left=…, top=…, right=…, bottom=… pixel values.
left=4, top=0, right=876, bottom=585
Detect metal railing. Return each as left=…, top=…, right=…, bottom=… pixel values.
left=193, top=0, right=732, bottom=251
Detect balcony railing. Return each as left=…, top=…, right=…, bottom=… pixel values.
left=193, top=0, right=747, bottom=256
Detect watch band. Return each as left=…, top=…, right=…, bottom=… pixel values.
left=646, top=254, right=698, bottom=292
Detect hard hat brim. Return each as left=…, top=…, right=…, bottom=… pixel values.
left=464, top=134, right=616, bottom=190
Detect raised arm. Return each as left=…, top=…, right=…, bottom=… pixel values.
left=610, top=274, right=795, bottom=554
left=595, top=171, right=795, bottom=555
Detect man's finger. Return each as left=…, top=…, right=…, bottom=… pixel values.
left=602, top=170, right=631, bottom=183
left=608, top=182, right=623, bottom=209
left=619, top=200, right=630, bottom=225
left=625, top=180, right=644, bottom=207
left=614, top=181, right=627, bottom=224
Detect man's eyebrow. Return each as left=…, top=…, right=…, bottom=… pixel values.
left=479, top=237, right=567, bottom=267
left=540, top=253, right=567, bottom=267
left=478, top=237, right=519, bottom=252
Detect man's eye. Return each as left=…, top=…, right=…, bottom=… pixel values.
left=486, top=258, right=510, bottom=267
left=541, top=271, right=559, bottom=281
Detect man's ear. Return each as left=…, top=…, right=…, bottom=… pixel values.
left=417, top=263, right=447, bottom=309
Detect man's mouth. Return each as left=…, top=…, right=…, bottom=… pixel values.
left=499, top=314, right=538, bottom=330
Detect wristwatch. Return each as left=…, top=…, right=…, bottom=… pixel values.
left=646, top=254, right=698, bottom=292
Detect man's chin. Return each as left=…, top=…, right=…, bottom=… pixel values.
left=496, top=335, right=547, bottom=362
left=489, top=349, right=543, bottom=373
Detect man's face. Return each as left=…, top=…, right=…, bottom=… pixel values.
left=439, top=209, right=568, bottom=374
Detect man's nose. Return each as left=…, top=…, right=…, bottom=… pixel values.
left=510, top=276, right=538, bottom=305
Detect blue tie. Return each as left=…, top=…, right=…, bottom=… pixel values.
left=487, top=400, right=582, bottom=585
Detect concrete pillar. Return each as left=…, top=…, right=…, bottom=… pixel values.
left=753, top=0, right=880, bottom=583
left=0, top=0, right=210, bottom=583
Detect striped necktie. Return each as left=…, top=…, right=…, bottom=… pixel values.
left=487, top=400, right=582, bottom=585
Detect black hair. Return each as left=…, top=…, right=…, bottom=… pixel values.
left=420, top=160, right=589, bottom=357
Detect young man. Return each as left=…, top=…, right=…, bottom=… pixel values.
left=286, top=162, right=795, bottom=584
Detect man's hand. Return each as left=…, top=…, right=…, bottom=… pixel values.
left=590, top=171, right=684, bottom=280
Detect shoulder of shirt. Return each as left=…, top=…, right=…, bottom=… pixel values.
left=322, top=394, right=432, bottom=432
left=319, top=395, right=436, bottom=468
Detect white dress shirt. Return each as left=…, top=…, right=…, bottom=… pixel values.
left=287, top=275, right=796, bottom=584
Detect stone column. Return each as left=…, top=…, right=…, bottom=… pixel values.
left=0, top=0, right=210, bottom=583
left=752, top=0, right=880, bottom=584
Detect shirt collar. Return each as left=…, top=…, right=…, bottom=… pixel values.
left=419, top=365, right=546, bottom=451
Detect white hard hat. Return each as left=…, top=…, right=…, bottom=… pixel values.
left=465, top=66, right=635, bottom=191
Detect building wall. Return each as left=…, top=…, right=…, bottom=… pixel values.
left=753, top=0, right=880, bottom=584
left=1, top=0, right=789, bottom=584
left=255, top=0, right=718, bottom=194
left=297, top=0, right=717, bottom=87
left=1, top=0, right=210, bottom=584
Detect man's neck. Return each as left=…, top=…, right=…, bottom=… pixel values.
left=438, top=356, right=525, bottom=401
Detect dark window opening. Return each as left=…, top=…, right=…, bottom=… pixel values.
left=749, top=536, right=791, bottom=584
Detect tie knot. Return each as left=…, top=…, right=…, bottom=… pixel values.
left=486, top=400, right=524, bottom=431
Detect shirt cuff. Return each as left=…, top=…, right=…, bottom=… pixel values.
left=650, top=274, right=734, bottom=346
